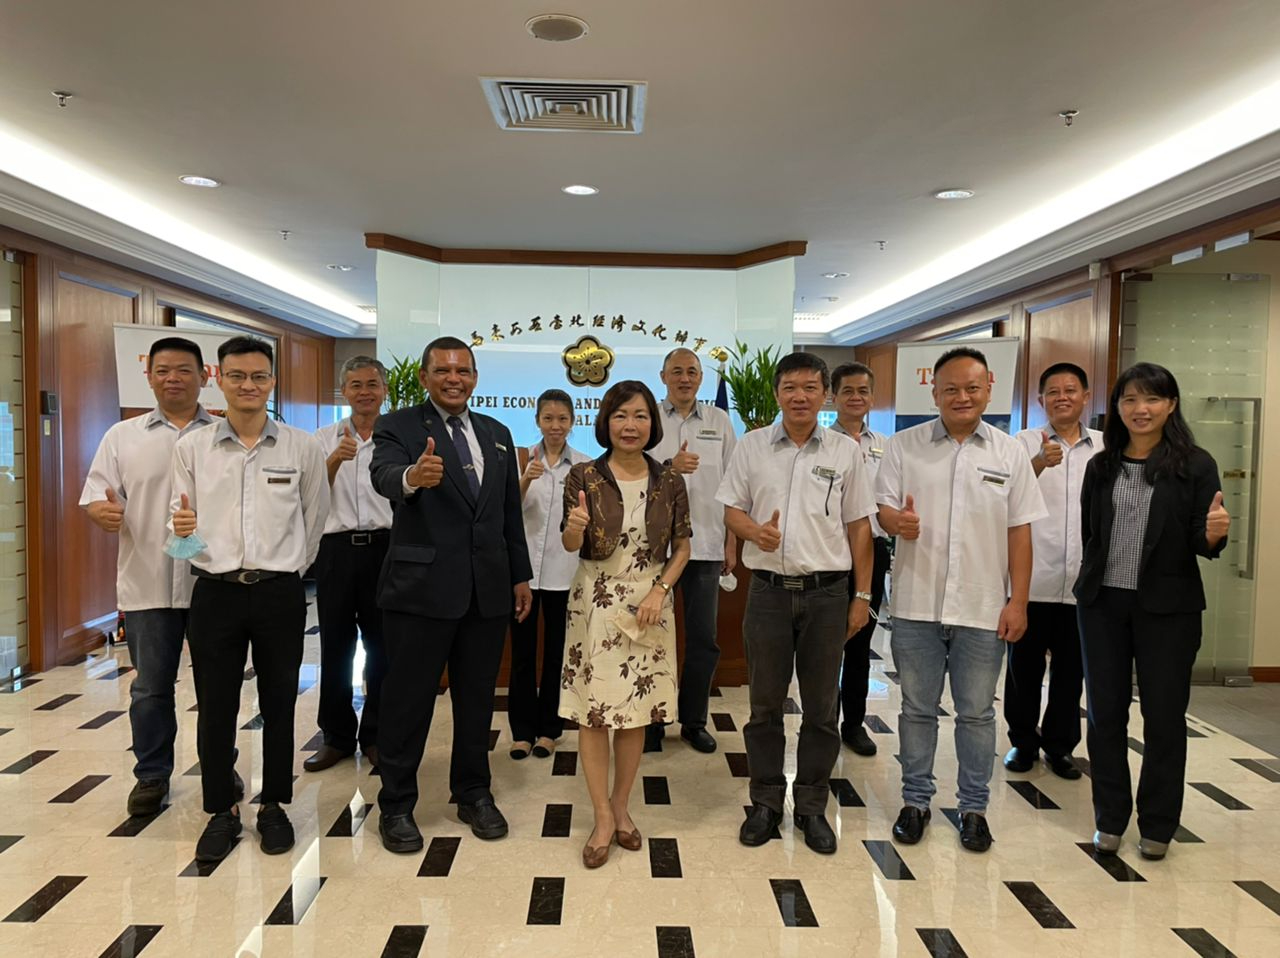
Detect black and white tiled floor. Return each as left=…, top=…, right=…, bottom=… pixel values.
left=1, top=607, right=1279, bottom=957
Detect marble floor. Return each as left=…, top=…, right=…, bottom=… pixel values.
left=1, top=607, right=1279, bottom=958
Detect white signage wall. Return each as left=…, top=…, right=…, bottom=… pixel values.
left=893, top=336, right=1022, bottom=433
left=112, top=324, right=242, bottom=409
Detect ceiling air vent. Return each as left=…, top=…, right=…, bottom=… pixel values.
left=480, top=77, right=647, bottom=134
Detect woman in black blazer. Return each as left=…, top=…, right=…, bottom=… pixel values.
left=1075, top=363, right=1230, bottom=861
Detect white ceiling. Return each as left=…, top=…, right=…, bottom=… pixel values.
left=3, top=0, right=1280, bottom=339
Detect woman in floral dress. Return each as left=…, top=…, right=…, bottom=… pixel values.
left=560, top=380, right=691, bottom=868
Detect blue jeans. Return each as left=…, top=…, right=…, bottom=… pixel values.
left=124, top=608, right=188, bottom=781
left=891, top=618, right=1006, bottom=813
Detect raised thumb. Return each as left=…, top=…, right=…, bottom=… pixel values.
left=1212, top=490, right=1225, bottom=509
left=180, top=493, right=190, bottom=511
left=904, top=494, right=915, bottom=513
left=104, top=488, right=119, bottom=503
left=343, top=424, right=352, bottom=439
left=767, top=509, right=780, bottom=527
left=425, top=437, right=435, bottom=457
left=578, top=490, right=587, bottom=510
left=532, top=445, right=541, bottom=461
left=680, top=440, right=689, bottom=452
left=1042, top=431, right=1051, bottom=443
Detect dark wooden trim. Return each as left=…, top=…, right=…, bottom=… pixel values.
left=1108, top=196, right=1280, bottom=273
left=18, top=251, right=45, bottom=672
left=1249, top=667, right=1280, bottom=682
left=364, top=233, right=806, bottom=270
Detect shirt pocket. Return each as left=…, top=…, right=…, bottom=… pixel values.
left=261, top=466, right=300, bottom=499
left=974, top=466, right=1011, bottom=500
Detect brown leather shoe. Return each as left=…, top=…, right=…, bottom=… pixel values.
left=583, top=836, right=613, bottom=869
left=303, top=744, right=354, bottom=772
left=615, top=827, right=642, bottom=851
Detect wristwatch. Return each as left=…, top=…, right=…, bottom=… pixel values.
left=657, top=580, right=672, bottom=594
left=854, top=591, right=872, bottom=602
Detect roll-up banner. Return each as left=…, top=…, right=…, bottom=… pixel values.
left=113, top=324, right=252, bottom=409
left=893, top=337, right=1021, bottom=433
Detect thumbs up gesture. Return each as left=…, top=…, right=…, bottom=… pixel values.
left=672, top=439, right=700, bottom=475
left=756, top=509, right=782, bottom=552
left=524, top=445, right=545, bottom=482
left=332, top=424, right=358, bottom=464
left=88, top=487, right=126, bottom=533
left=897, top=494, right=921, bottom=540
left=407, top=437, right=444, bottom=489
left=1206, top=490, right=1230, bottom=546
left=173, top=493, right=197, bottom=538
left=1037, top=432, right=1063, bottom=469
left=566, top=489, right=590, bottom=535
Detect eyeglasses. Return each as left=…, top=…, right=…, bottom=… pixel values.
left=222, top=371, right=274, bottom=386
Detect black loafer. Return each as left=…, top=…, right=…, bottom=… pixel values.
left=959, top=812, right=993, bottom=852
left=127, top=778, right=169, bottom=817
left=1044, top=753, right=1082, bottom=780
left=232, top=769, right=245, bottom=802
left=739, top=803, right=782, bottom=847
left=892, top=805, right=930, bottom=844
left=680, top=727, right=717, bottom=753
left=842, top=726, right=878, bottom=756
left=378, top=813, right=423, bottom=853
left=794, top=813, right=837, bottom=854
left=1003, top=747, right=1036, bottom=773
left=195, top=811, right=242, bottom=863
left=457, top=798, right=508, bottom=840
left=256, top=803, right=295, bottom=855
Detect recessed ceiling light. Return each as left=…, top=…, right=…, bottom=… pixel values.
left=526, top=14, right=589, bottom=42
left=326, top=264, right=355, bottom=271
left=178, top=174, right=221, bottom=188
left=562, top=184, right=598, bottom=196
left=822, top=272, right=849, bottom=279
left=934, top=188, right=975, bottom=200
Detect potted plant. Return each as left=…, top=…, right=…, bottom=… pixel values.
left=384, top=355, right=426, bottom=411
left=720, top=339, right=782, bottom=431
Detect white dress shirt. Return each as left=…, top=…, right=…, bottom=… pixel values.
left=171, top=417, right=329, bottom=574
left=79, top=406, right=216, bottom=611
left=876, top=419, right=1047, bottom=632
left=1015, top=424, right=1104, bottom=604
left=522, top=441, right=591, bottom=590
left=316, top=418, right=393, bottom=534
left=830, top=419, right=890, bottom=538
left=650, top=400, right=738, bottom=562
left=716, top=423, right=877, bottom=575
left=402, top=400, right=485, bottom=493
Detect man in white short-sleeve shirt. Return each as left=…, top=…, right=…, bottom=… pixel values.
left=717, top=351, right=875, bottom=855
left=80, top=336, right=219, bottom=819
left=876, top=347, right=1046, bottom=854
left=1004, top=362, right=1103, bottom=781
left=649, top=347, right=738, bottom=754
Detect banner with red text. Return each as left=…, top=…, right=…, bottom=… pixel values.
left=893, top=336, right=1021, bottom=433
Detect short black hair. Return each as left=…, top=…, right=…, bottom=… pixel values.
left=933, top=346, right=988, bottom=375
left=422, top=336, right=476, bottom=369
left=831, top=361, right=874, bottom=393
left=148, top=336, right=204, bottom=369
left=217, top=335, right=273, bottom=367
left=594, top=380, right=663, bottom=452
left=773, top=351, right=830, bottom=392
left=1038, top=362, right=1089, bottom=393
left=536, top=388, right=574, bottom=417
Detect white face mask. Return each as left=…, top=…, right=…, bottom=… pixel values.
left=719, top=573, right=738, bottom=593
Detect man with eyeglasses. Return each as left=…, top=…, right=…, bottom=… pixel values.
left=170, top=336, right=329, bottom=863
left=876, top=347, right=1045, bottom=853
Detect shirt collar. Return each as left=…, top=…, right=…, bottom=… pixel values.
left=146, top=404, right=215, bottom=430
left=214, top=415, right=279, bottom=445
left=431, top=399, right=471, bottom=427
left=831, top=419, right=870, bottom=440
left=661, top=399, right=703, bottom=421
left=1046, top=423, right=1095, bottom=446
left=538, top=440, right=575, bottom=468
left=930, top=417, right=990, bottom=444
left=769, top=421, right=823, bottom=448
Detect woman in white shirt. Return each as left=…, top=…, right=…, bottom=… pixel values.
left=509, top=389, right=590, bottom=760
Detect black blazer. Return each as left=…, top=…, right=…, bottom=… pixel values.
left=1073, top=447, right=1225, bottom=613
left=370, top=402, right=532, bottom=620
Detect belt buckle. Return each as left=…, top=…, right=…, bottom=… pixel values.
left=236, top=570, right=261, bottom=585
left=780, top=576, right=804, bottom=591
left=351, top=532, right=371, bottom=546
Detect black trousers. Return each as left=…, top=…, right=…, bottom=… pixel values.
left=377, top=598, right=507, bottom=816
left=314, top=532, right=389, bottom=752
left=507, top=589, right=568, bottom=743
left=839, top=537, right=891, bottom=735
left=1003, top=600, right=1084, bottom=756
left=1079, top=587, right=1201, bottom=843
left=187, top=574, right=305, bottom=813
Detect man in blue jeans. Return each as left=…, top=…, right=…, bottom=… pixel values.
left=875, top=347, right=1046, bottom=852
left=80, top=336, right=243, bottom=816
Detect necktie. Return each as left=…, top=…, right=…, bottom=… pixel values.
left=447, top=416, right=480, bottom=498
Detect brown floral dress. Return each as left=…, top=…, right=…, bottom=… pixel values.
left=559, top=478, right=677, bottom=730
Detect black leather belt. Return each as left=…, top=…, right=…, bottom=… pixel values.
left=752, top=570, right=847, bottom=591
left=325, top=530, right=390, bottom=546
left=193, top=568, right=292, bottom=585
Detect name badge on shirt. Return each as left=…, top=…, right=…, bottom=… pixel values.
left=868, top=448, right=884, bottom=461
left=697, top=428, right=722, bottom=441
left=977, top=466, right=1009, bottom=487
left=267, top=477, right=292, bottom=485
left=812, top=466, right=837, bottom=480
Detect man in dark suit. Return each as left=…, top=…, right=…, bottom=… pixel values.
left=371, top=335, right=533, bottom=852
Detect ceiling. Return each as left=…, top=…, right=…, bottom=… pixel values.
left=3, top=0, right=1280, bottom=339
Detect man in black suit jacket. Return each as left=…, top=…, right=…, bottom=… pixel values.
left=370, top=336, right=533, bottom=852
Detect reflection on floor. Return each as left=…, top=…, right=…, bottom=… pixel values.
left=1, top=612, right=1279, bottom=958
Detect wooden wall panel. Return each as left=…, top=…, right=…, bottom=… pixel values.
left=1022, top=294, right=1095, bottom=429
left=281, top=334, right=325, bottom=433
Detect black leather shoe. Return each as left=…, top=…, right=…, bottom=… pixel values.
left=361, top=744, right=380, bottom=767
left=644, top=724, right=665, bottom=753
left=739, top=803, right=782, bottom=847
left=232, top=769, right=245, bottom=802
left=892, top=805, right=930, bottom=844
left=127, top=778, right=169, bottom=817
left=379, top=813, right=423, bottom=853
left=842, top=726, right=878, bottom=756
left=256, top=803, right=295, bottom=855
left=1044, top=753, right=1082, bottom=780
left=303, top=744, right=355, bottom=772
left=1003, top=747, right=1036, bottom=773
left=960, top=812, right=993, bottom=852
left=457, top=798, right=508, bottom=840
left=680, top=726, right=717, bottom=753
left=794, top=813, right=837, bottom=854
left=195, top=811, right=242, bottom=862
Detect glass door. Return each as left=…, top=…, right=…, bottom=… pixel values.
left=1120, top=270, right=1268, bottom=681
left=0, top=253, right=28, bottom=674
